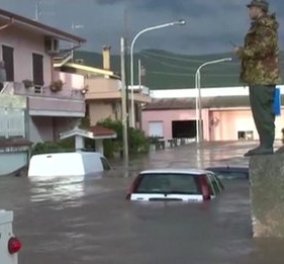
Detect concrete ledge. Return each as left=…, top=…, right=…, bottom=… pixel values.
left=250, top=153, right=284, bottom=238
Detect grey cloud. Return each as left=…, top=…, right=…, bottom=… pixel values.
left=95, top=0, right=126, bottom=5
left=0, top=0, right=282, bottom=55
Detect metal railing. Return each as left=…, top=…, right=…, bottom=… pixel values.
left=2, top=82, right=84, bottom=100
left=0, top=108, right=26, bottom=139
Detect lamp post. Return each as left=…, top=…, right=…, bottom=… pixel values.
left=195, top=57, right=232, bottom=143
left=130, top=19, right=186, bottom=127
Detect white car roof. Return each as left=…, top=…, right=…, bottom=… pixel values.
left=139, top=168, right=211, bottom=176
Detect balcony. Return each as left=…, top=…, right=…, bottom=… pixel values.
left=3, top=81, right=85, bottom=117
left=85, top=78, right=151, bottom=103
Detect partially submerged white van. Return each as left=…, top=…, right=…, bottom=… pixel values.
left=28, top=152, right=111, bottom=177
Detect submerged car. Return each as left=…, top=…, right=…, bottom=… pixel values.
left=126, top=169, right=224, bottom=202
left=205, top=166, right=249, bottom=180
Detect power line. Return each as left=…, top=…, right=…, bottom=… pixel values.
left=148, top=71, right=239, bottom=78
left=140, top=53, right=201, bottom=71
left=141, top=50, right=284, bottom=66
left=140, top=50, right=240, bottom=65
left=140, top=53, right=239, bottom=73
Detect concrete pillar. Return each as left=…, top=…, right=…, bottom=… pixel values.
left=96, top=139, right=104, bottom=154
left=75, top=135, right=84, bottom=151
left=250, top=153, right=284, bottom=238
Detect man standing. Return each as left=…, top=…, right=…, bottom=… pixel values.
left=235, top=0, right=281, bottom=156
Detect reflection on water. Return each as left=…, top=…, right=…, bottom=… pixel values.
left=1, top=142, right=284, bottom=264
left=29, top=174, right=103, bottom=202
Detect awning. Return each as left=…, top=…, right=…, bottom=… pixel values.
left=55, top=62, right=120, bottom=79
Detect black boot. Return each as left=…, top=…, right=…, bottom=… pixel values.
left=244, top=145, right=273, bottom=157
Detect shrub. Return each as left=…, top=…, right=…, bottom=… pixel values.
left=97, top=118, right=149, bottom=157
left=31, top=138, right=74, bottom=156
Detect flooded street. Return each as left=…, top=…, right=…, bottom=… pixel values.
left=1, top=142, right=284, bottom=264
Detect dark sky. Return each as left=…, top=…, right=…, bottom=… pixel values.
left=0, top=0, right=283, bottom=55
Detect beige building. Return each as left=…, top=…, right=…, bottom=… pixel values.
left=57, top=47, right=151, bottom=127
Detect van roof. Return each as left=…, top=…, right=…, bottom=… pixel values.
left=32, top=152, right=104, bottom=158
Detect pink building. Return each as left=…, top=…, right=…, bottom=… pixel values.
left=0, top=8, right=86, bottom=143
left=142, top=95, right=284, bottom=143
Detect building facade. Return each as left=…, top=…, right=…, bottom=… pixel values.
left=0, top=8, right=86, bottom=143
left=142, top=87, right=284, bottom=143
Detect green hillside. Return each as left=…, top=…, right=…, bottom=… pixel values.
left=74, top=49, right=284, bottom=89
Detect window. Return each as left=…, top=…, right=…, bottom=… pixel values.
left=100, top=157, right=111, bottom=171
left=238, top=131, right=253, bottom=140
left=2, top=45, right=14, bottom=82
left=136, top=173, right=200, bottom=194
left=32, top=53, right=44, bottom=86
left=207, top=174, right=223, bottom=195
left=149, top=121, right=164, bottom=138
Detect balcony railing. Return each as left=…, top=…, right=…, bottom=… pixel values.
left=11, top=82, right=84, bottom=100
left=0, top=82, right=85, bottom=117
left=0, top=108, right=26, bottom=139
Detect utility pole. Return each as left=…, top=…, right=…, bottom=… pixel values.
left=138, top=59, right=142, bottom=89
left=121, top=37, right=129, bottom=171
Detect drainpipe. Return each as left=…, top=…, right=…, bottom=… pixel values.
left=0, top=17, right=14, bottom=31
left=52, top=41, right=83, bottom=81
left=65, top=42, right=83, bottom=62
left=0, top=18, right=14, bottom=95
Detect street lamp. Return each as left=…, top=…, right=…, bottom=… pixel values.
left=195, top=57, right=232, bottom=143
left=130, top=19, right=186, bottom=127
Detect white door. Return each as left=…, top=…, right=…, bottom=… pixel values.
left=149, top=121, right=164, bottom=138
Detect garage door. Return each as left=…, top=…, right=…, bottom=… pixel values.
left=149, top=121, right=164, bottom=138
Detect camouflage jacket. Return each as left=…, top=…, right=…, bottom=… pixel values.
left=238, top=14, right=281, bottom=85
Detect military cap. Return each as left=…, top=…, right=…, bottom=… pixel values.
left=247, top=0, right=269, bottom=12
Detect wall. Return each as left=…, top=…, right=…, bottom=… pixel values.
left=54, top=117, right=80, bottom=139
left=54, top=71, right=85, bottom=90
left=209, top=108, right=284, bottom=141
left=209, top=109, right=254, bottom=141
left=89, top=101, right=121, bottom=126
left=29, top=96, right=85, bottom=117
left=0, top=26, right=52, bottom=85
left=142, top=109, right=198, bottom=140
left=28, top=116, right=81, bottom=143
left=0, top=152, right=28, bottom=176
left=29, top=116, right=54, bottom=142
left=142, top=107, right=284, bottom=142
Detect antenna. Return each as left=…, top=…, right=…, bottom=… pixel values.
left=35, top=1, right=40, bottom=21
left=34, top=0, right=55, bottom=21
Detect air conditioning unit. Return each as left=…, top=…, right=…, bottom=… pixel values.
left=44, top=37, right=59, bottom=55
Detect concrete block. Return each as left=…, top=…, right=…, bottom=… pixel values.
left=250, top=153, right=284, bottom=238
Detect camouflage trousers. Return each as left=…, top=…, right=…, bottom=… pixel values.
left=249, top=85, right=276, bottom=148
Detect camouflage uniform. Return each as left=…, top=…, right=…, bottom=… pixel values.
left=237, top=12, right=281, bottom=155
left=238, top=14, right=281, bottom=85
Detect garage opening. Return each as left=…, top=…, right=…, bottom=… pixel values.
left=172, top=120, right=196, bottom=139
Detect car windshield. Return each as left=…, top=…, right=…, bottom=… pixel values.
left=135, top=173, right=201, bottom=195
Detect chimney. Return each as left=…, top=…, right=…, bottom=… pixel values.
left=103, top=46, right=111, bottom=70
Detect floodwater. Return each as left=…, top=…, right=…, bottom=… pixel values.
left=1, top=141, right=284, bottom=264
